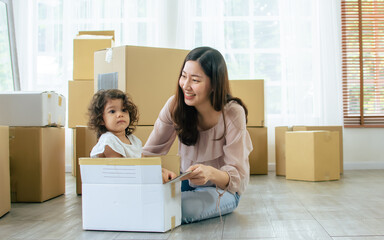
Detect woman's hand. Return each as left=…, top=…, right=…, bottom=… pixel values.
left=184, top=164, right=230, bottom=189
left=162, top=168, right=177, bottom=183
left=183, top=164, right=213, bottom=185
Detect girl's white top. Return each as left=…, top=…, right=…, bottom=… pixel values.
left=90, top=131, right=142, bottom=158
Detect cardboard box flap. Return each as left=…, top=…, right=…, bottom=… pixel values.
left=77, top=30, right=115, bottom=41
left=80, top=156, right=181, bottom=185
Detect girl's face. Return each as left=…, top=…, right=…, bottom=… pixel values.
left=179, top=60, right=212, bottom=110
left=102, top=98, right=130, bottom=136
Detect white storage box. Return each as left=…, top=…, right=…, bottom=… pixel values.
left=80, top=156, right=181, bottom=232
left=0, top=91, right=66, bottom=127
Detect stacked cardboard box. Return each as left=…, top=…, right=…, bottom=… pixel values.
left=9, top=127, right=65, bottom=202
left=94, top=45, right=189, bottom=125
left=0, top=126, right=10, bottom=217
left=0, top=92, right=66, bottom=127
left=275, top=126, right=343, bottom=176
left=230, top=80, right=267, bottom=175
left=0, top=92, right=66, bottom=203
left=68, top=30, right=114, bottom=128
left=80, top=156, right=182, bottom=232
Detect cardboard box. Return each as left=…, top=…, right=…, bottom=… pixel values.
left=9, top=127, right=65, bottom=202
left=75, top=126, right=98, bottom=195
left=135, top=126, right=178, bottom=156
left=292, top=126, right=343, bottom=174
left=0, top=126, right=10, bottom=217
left=73, top=30, right=114, bottom=80
left=247, top=127, right=268, bottom=174
left=94, top=45, right=189, bottom=125
left=285, top=131, right=340, bottom=181
left=275, top=126, right=292, bottom=176
left=230, top=80, right=265, bottom=127
left=80, top=156, right=181, bottom=232
left=68, top=80, right=94, bottom=128
left=0, top=92, right=66, bottom=127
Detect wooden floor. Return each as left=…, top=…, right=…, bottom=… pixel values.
left=1, top=170, right=384, bottom=240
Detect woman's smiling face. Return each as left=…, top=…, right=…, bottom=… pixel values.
left=179, top=60, right=212, bottom=109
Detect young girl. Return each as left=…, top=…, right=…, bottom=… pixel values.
left=88, top=89, right=142, bottom=158
left=88, top=89, right=177, bottom=182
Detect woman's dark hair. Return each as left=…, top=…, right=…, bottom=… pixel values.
left=172, top=46, right=248, bottom=146
left=88, top=89, right=139, bottom=139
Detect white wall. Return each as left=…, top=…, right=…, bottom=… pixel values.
left=343, top=128, right=384, bottom=169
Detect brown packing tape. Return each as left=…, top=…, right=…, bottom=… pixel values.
left=79, top=157, right=162, bottom=166
left=171, top=182, right=176, bottom=198
left=171, top=216, right=175, bottom=229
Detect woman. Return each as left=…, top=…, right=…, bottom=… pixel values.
left=143, top=46, right=253, bottom=223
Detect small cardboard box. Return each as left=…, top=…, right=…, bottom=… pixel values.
left=9, top=127, right=65, bottom=202
left=135, top=126, right=178, bottom=156
left=75, top=126, right=98, bottom=195
left=94, top=45, right=189, bottom=125
left=80, top=156, right=181, bottom=232
left=285, top=131, right=340, bottom=181
left=68, top=80, right=94, bottom=128
left=274, top=126, right=292, bottom=176
left=0, top=92, right=66, bottom=127
left=247, top=127, right=268, bottom=175
left=230, top=80, right=265, bottom=127
left=292, top=126, right=343, bottom=174
left=73, top=30, right=114, bottom=80
left=0, top=126, right=10, bottom=217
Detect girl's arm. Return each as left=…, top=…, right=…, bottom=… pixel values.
left=99, top=145, right=124, bottom=158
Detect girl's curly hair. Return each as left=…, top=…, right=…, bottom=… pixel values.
left=88, top=89, right=139, bottom=139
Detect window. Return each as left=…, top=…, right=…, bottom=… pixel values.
left=341, top=0, right=384, bottom=127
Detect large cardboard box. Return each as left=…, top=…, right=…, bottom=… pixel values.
left=73, top=30, right=114, bottom=80
left=0, top=92, right=66, bottom=127
left=80, top=156, right=181, bottom=232
left=94, top=45, right=189, bottom=125
left=247, top=127, right=268, bottom=174
left=275, top=126, right=292, bottom=176
left=0, top=126, right=10, bottom=217
left=135, top=126, right=178, bottom=156
left=68, top=80, right=94, bottom=128
left=9, top=127, right=65, bottom=202
left=75, top=126, right=98, bottom=195
left=292, top=126, right=343, bottom=174
left=230, top=80, right=264, bottom=127
left=285, top=131, right=340, bottom=181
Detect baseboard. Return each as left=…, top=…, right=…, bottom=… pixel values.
left=268, top=161, right=384, bottom=172
left=343, top=161, right=384, bottom=170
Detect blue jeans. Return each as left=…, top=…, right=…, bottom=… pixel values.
left=181, top=180, right=240, bottom=224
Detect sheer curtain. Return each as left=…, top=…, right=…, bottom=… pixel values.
left=10, top=0, right=343, bottom=165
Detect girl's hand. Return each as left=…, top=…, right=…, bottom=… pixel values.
left=162, top=168, right=177, bottom=183
left=184, top=164, right=213, bottom=186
